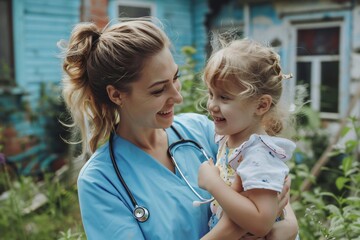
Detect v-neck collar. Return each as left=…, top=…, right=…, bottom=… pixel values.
left=112, top=129, right=185, bottom=180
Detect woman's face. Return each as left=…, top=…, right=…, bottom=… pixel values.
left=120, top=47, right=183, bottom=130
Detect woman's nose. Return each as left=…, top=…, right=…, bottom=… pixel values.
left=171, top=80, right=183, bottom=104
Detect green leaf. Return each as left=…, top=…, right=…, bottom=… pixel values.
left=336, top=176, right=350, bottom=190
left=341, top=126, right=351, bottom=137
left=320, top=192, right=339, bottom=202
left=326, top=204, right=341, bottom=216
left=345, top=140, right=358, bottom=152
left=342, top=156, right=353, bottom=174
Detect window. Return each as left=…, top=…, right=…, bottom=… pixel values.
left=117, top=1, right=154, bottom=18
left=0, top=0, right=14, bottom=86
left=295, top=23, right=341, bottom=118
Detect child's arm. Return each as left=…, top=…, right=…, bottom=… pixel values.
left=198, top=160, right=279, bottom=237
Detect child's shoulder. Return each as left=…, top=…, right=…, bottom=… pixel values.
left=245, top=134, right=296, bottom=161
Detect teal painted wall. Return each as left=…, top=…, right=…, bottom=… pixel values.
left=108, top=0, right=208, bottom=68
left=192, top=0, right=209, bottom=70
left=210, top=0, right=244, bottom=28
left=13, top=0, right=81, bottom=105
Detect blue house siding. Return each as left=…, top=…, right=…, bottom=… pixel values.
left=108, top=0, right=208, bottom=67
left=210, top=1, right=244, bottom=28
left=192, top=0, right=209, bottom=69
left=157, top=0, right=192, bottom=64
left=12, top=0, right=81, bottom=105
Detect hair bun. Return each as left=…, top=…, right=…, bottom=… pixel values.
left=92, top=32, right=101, bottom=47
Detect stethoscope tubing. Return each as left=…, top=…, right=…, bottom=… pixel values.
left=109, top=131, right=138, bottom=208
left=109, top=125, right=214, bottom=222
left=109, top=131, right=150, bottom=222
left=169, top=153, right=213, bottom=202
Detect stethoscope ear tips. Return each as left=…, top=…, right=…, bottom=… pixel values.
left=133, top=205, right=149, bottom=222
left=192, top=197, right=215, bottom=207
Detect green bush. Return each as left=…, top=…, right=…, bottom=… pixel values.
left=0, top=173, right=85, bottom=240
left=291, top=116, right=360, bottom=239
left=175, top=46, right=207, bottom=115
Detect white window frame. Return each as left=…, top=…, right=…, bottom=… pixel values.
left=290, top=21, right=344, bottom=119
left=116, top=1, right=156, bottom=18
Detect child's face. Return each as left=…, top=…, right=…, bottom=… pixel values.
left=207, top=85, right=263, bottom=144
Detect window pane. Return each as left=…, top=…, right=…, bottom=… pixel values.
left=320, top=61, right=339, bottom=113
left=297, top=27, right=340, bottom=56
left=118, top=6, right=151, bottom=18
left=296, top=62, right=311, bottom=105
left=0, top=0, right=13, bottom=85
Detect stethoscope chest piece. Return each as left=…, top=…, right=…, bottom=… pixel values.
left=133, top=205, right=149, bottom=222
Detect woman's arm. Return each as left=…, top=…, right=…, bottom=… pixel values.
left=265, top=177, right=299, bottom=240
left=265, top=203, right=299, bottom=240
left=198, top=160, right=279, bottom=237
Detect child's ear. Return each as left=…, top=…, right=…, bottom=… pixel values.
left=106, top=85, right=123, bottom=107
left=255, top=95, right=272, bottom=116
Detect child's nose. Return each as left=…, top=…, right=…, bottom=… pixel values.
left=207, top=99, right=219, bottom=112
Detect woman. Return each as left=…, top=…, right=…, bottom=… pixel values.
left=60, top=18, right=298, bottom=239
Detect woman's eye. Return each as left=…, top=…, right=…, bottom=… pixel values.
left=220, top=95, right=229, bottom=100
left=174, top=74, right=181, bottom=81
left=151, top=87, right=166, bottom=95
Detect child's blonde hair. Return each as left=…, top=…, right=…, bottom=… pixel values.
left=204, top=38, right=291, bottom=136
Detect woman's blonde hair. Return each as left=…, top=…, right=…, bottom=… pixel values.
left=60, top=19, right=170, bottom=158
left=204, top=38, right=291, bottom=136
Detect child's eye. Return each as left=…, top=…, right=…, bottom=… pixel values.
left=208, top=91, right=213, bottom=98
left=220, top=95, right=229, bottom=100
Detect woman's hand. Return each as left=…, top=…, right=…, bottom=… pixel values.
left=265, top=176, right=299, bottom=240
left=198, top=158, right=220, bottom=191
left=265, top=204, right=299, bottom=240
left=277, top=176, right=290, bottom=215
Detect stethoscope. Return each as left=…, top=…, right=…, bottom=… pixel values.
left=109, top=125, right=214, bottom=223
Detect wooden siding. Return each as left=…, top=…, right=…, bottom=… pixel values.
left=210, top=1, right=244, bottom=28
left=157, top=0, right=192, bottom=65
left=108, top=0, right=209, bottom=67
left=13, top=0, right=81, bottom=105
left=192, top=0, right=209, bottom=70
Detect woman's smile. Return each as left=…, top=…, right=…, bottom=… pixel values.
left=158, top=109, right=173, bottom=118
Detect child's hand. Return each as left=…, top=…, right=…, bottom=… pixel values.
left=198, top=158, right=220, bottom=191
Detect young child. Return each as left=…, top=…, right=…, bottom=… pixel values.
left=198, top=39, right=296, bottom=239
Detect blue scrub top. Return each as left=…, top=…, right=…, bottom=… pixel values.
left=78, top=113, right=218, bottom=240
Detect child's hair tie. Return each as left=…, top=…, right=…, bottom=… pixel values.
left=282, top=73, right=293, bottom=80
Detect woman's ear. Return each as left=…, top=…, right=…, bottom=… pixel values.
left=106, top=85, right=123, bottom=107
left=255, top=95, right=272, bottom=116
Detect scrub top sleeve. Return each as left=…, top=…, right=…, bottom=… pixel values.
left=78, top=176, right=145, bottom=240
